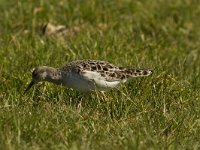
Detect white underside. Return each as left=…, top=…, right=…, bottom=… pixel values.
left=63, top=70, right=125, bottom=92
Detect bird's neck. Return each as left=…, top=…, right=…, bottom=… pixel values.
left=44, top=67, right=63, bottom=85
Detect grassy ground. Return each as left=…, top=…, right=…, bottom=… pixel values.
left=0, top=0, right=200, bottom=149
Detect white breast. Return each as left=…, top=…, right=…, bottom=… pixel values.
left=62, top=70, right=122, bottom=92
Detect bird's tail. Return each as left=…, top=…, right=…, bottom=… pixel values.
left=122, top=68, right=153, bottom=78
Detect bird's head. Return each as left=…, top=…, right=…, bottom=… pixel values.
left=24, top=66, right=50, bottom=93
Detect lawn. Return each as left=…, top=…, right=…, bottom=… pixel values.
left=0, top=0, right=200, bottom=149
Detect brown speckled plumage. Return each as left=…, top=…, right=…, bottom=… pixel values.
left=59, top=60, right=152, bottom=81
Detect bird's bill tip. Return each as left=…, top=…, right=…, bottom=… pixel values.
left=24, top=81, right=35, bottom=94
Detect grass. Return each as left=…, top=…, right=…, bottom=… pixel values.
left=0, top=0, right=200, bottom=149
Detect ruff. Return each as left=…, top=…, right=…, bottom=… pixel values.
left=25, top=59, right=153, bottom=93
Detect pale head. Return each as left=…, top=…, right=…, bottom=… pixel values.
left=24, top=66, right=56, bottom=93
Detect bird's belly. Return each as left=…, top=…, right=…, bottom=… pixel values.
left=93, top=78, right=121, bottom=91
left=63, top=76, right=96, bottom=92
left=62, top=74, right=122, bottom=92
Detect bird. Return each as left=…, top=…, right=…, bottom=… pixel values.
left=24, top=59, right=153, bottom=93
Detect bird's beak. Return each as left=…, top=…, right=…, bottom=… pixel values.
left=24, top=80, right=35, bottom=93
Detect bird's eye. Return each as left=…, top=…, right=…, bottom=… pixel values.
left=32, top=71, right=37, bottom=77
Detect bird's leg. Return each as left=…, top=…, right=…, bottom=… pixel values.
left=98, top=91, right=109, bottom=102
left=77, top=96, right=83, bottom=113
left=77, top=92, right=91, bottom=112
